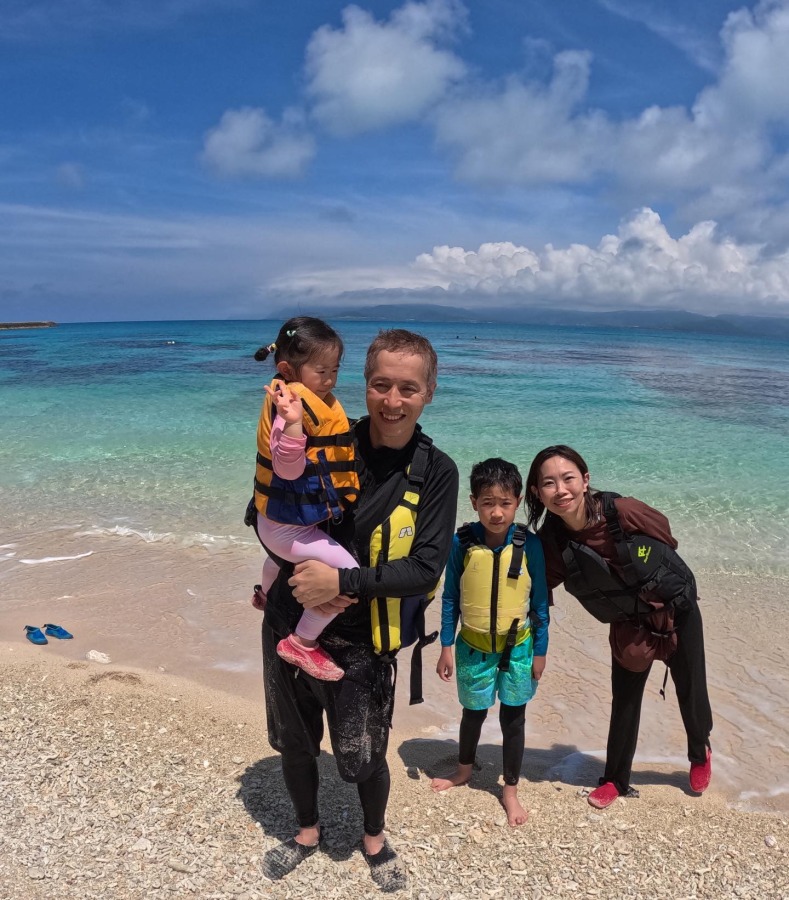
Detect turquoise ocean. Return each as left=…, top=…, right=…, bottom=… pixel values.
left=2, top=319, right=788, bottom=578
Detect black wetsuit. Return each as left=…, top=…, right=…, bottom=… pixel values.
left=262, top=417, right=459, bottom=836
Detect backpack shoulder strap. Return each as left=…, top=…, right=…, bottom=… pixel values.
left=601, top=491, right=639, bottom=584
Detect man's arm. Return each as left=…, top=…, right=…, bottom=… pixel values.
left=290, top=451, right=458, bottom=607
left=339, top=450, right=459, bottom=600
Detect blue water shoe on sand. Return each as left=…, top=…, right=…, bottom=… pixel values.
left=43, top=624, right=73, bottom=640
left=25, top=626, right=48, bottom=645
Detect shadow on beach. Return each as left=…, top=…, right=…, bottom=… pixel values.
left=397, top=737, right=696, bottom=799
left=236, top=751, right=366, bottom=861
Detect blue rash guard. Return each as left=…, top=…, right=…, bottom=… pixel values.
left=440, top=521, right=550, bottom=657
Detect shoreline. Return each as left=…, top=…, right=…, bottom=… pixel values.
left=3, top=644, right=788, bottom=900
left=3, top=525, right=789, bottom=817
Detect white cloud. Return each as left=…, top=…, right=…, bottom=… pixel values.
left=305, top=0, right=467, bottom=135
left=432, top=0, right=789, bottom=226
left=201, top=107, right=315, bottom=179
left=271, top=208, right=789, bottom=314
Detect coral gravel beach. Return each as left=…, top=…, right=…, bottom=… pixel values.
left=2, top=530, right=789, bottom=898
left=2, top=636, right=788, bottom=900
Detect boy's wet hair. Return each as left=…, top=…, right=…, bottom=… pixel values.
left=469, top=457, right=523, bottom=499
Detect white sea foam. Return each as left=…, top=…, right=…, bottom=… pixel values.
left=19, top=551, right=94, bottom=565
left=0, top=543, right=18, bottom=549
left=75, top=525, right=256, bottom=551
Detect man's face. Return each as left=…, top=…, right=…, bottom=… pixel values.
left=365, top=350, right=433, bottom=449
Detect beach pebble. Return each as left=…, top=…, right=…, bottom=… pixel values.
left=231, top=756, right=244, bottom=764
left=130, top=838, right=152, bottom=852
left=764, top=835, right=777, bottom=848
left=86, top=650, right=111, bottom=664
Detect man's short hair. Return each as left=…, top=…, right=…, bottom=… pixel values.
left=469, top=458, right=523, bottom=499
left=364, top=329, right=438, bottom=393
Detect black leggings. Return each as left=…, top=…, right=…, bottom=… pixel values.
left=458, top=703, right=526, bottom=786
left=282, top=751, right=390, bottom=836
left=604, top=597, right=713, bottom=794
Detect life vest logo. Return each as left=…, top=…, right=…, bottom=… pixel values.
left=399, top=526, right=414, bottom=539
left=637, top=545, right=651, bottom=564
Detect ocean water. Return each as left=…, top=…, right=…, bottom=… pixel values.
left=1, top=318, right=788, bottom=577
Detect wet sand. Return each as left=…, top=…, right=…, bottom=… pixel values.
left=2, top=526, right=788, bottom=813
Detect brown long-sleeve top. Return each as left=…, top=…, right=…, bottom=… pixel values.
left=540, top=495, right=678, bottom=599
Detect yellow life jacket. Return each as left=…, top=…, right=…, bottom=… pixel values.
left=254, top=378, right=359, bottom=527
left=369, top=432, right=438, bottom=704
left=457, top=523, right=532, bottom=655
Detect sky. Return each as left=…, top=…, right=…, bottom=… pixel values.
left=4, top=0, right=789, bottom=321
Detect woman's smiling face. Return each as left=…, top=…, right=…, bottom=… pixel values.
left=533, top=455, right=591, bottom=529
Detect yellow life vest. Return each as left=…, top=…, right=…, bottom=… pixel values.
left=368, top=432, right=438, bottom=704
left=458, top=524, right=532, bottom=654
left=254, top=378, right=359, bottom=527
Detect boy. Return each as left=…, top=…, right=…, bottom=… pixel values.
left=432, top=458, right=549, bottom=826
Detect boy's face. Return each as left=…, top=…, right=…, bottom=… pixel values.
left=470, top=485, right=522, bottom=546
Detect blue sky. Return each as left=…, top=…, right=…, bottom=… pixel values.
left=3, top=0, right=789, bottom=321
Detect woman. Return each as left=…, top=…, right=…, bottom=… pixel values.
left=525, top=445, right=712, bottom=810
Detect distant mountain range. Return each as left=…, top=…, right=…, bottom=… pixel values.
left=295, top=303, right=789, bottom=339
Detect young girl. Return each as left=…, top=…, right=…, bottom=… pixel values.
left=252, top=317, right=359, bottom=682
left=525, top=445, right=712, bottom=809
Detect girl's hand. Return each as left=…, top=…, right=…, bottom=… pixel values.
left=265, top=382, right=303, bottom=426
left=436, top=646, right=454, bottom=681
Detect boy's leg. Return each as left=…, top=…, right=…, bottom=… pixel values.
left=499, top=702, right=528, bottom=826
left=431, top=708, right=486, bottom=791
left=431, top=638, right=496, bottom=792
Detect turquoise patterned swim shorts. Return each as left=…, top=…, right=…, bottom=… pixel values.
left=455, top=633, right=538, bottom=710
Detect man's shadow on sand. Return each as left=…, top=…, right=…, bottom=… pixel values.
left=235, top=753, right=364, bottom=863
left=397, top=737, right=696, bottom=797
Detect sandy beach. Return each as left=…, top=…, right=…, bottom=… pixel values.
left=2, top=528, right=789, bottom=897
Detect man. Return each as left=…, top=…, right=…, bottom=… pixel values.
left=260, top=329, right=459, bottom=892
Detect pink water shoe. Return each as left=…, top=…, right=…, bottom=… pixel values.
left=689, top=747, right=712, bottom=794
left=276, top=635, right=344, bottom=681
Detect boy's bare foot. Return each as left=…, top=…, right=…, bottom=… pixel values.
left=431, top=763, right=473, bottom=792
left=500, top=784, right=528, bottom=826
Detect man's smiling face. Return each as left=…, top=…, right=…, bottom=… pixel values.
left=365, top=349, right=433, bottom=449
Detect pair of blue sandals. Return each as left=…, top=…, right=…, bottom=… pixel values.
left=25, top=624, right=73, bottom=645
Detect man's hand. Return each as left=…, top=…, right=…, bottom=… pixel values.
left=436, top=646, right=454, bottom=682
left=532, top=655, right=547, bottom=681
left=315, top=594, right=357, bottom=616
left=289, top=560, right=341, bottom=607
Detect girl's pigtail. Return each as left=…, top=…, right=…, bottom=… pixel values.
left=254, top=342, right=276, bottom=362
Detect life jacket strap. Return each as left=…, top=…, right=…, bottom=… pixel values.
left=497, top=618, right=520, bottom=672
left=507, top=524, right=528, bottom=580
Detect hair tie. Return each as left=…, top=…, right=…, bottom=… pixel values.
left=268, top=342, right=277, bottom=352
left=286, top=329, right=297, bottom=338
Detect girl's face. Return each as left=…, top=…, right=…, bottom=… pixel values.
left=532, top=455, right=590, bottom=528
left=296, top=347, right=340, bottom=400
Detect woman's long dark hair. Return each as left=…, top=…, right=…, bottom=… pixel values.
left=525, top=444, right=599, bottom=530
left=253, top=316, right=343, bottom=373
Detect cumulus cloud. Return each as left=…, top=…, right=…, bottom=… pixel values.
left=271, top=208, right=789, bottom=314
left=305, top=0, right=467, bottom=135
left=201, top=107, right=315, bottom=178
left=433, top=0, right=789, bottom=223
